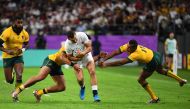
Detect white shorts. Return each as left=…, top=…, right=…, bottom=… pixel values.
left=75, top=52, right=94, bottom=68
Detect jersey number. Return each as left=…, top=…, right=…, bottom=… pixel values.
left=140, top=46, right=147, bottom=53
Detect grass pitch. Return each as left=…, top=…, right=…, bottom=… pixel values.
left=0, top=66, right=190, bottom=109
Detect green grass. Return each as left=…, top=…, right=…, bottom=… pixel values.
left=0, top=66, right=190, bottom=109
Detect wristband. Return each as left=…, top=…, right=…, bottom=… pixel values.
left=22, top=48, right=26, bottom=52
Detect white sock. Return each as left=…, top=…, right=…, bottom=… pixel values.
left=92, top=85, right=98, bottom=90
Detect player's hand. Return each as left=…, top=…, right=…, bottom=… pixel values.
left=15, top=48, right=23, bottom=55
left=76, top=51, right=85, bottom=58
left=98, top=61, right=106, bottom=68
left=99, top=51, right=107, bottom=58
left=5, top=49, right=16, bottom=55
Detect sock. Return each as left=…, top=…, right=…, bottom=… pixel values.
left=81, top=85, right=85, bottom=89
left=143, top=83, right=157, bottom=100
left=92, top=85, right=98, bottom=96
left=15, top=84, right=25, bottom=94
left=81, top=84, right=85, bottom=89
left=37, top=88, right=48, bottom=96
left=15, top=80, right=23, bottom=89
left=167, top=70, right=182, bottom=82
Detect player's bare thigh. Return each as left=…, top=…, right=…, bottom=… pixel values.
left=86, top=60, right=96, bottom=74
left=51, top=75, right=66, bottom=89
left=4, top=67, right=14, bottom=82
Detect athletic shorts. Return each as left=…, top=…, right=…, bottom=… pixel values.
left=41, top=57, right=63, bottom=76
left=143, top=52, right=162, bottom=73
left=73, top=52, right=94, bottom=68
left=3, top=56, right=24, bottom=68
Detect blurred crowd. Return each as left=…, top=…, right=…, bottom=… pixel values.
left=0, top=0, right=190, bottom=36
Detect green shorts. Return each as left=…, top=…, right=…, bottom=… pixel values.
left=3, top=56, right=24, bottom=68
left=143, top=52, right=162, bottom=73
left=41, top=57, right=63, bottom=76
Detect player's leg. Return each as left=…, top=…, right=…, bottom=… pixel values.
left=3, top=67, right=14, bottom=84
left=3, top=58, right=14, bottom=84
left=13, top=63, right=24, bottom=88
left=138, top=70, right=159, bottom=103
left=33, top=75, right=66, bottom=103
left=13, top=56, right=25, bottom=88
left=156, top=66, right=187, bottom=86
left=12, top=66, right=50, bottom=102
left=73, top=64, right=85, bottom=100
left=86, top=60, right=100, bottom=102
left=73, top=64, right=84, bottom=87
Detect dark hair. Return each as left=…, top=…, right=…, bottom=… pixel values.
left=13, top=16, right=23, bottom=21
left=129, top=39, right=138, bottom=52
left=66, top=31, right=75, bottom=38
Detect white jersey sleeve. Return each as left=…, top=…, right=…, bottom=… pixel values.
left=65, top=39, right=73, bottom=54
left=76, top=32, right=90, bottom=44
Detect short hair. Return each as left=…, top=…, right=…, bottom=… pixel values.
left=13, top=16, right=23, bottom=21
left=129, top=39, right=138, bottom=52
left=66, top=31, right=75, bottom=38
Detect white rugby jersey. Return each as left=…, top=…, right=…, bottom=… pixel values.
left=65, top=32, right=91, bottom=57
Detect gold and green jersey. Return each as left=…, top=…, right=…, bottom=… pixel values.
left=119, top=43, right=153, bottom=63
left=0, top=26, right=29, bottom=58
left=48, top=47, right=65, bottom=65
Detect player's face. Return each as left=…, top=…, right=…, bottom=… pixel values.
left=127, top=45, right=132, bottom=53
left=68, top=35, right=77, bottom=43
left=15, top=19, right=23, bottom=28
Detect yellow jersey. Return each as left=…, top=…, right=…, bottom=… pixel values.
left=0, top=26, right=29, bottom=58
left=119, top=44, right=153, bottom=63
left=48, top=47, right=66, bottom=65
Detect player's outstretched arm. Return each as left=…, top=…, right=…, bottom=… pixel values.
left=100, top=58, right=133, bottom=67
left=93, top=51, right=107, bottom=62
left=103, top=49, right=121, bottom=61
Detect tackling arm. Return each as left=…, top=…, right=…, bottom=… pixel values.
left=103, top=49, right=122, bottom=61
left=103, top=57, right=133, bottom=67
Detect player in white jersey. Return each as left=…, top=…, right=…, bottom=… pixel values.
left=164, top=32, right=178, bottom=70
left=65, top=31, right=100, bottom=102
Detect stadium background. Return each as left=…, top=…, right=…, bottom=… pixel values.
left=0, top=0, right=190, bottom=69
left=0, top=0, right=190, bottom=109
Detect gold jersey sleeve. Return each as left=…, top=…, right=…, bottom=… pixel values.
left=119, top=43, right=129, bottom=53
left=0, top=26, right=30, bottom=58
left=48, top=47, right=65, bottom=65
left=128, top=45, right=153, bottom=63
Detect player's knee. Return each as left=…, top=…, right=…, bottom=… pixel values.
left=58, top=85, right=66, bottom=91
left=89, top=70, right=96, bottom=77
left=137, top=78, right=145, bottom=85
left=156, top=69, right=167, bottom=75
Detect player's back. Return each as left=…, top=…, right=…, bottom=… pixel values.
left=129, top=45, right=154, bottom=63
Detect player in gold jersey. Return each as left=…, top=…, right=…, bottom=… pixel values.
left=11, top=47, right=73, bottom=102
left=99, top=40, right=187, bottom=104
left=0, top=16, right=29, bottom=88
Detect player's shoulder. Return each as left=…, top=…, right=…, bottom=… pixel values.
left=65, top=39, right=72, bottom=47
left=76, top=32, right=87, bottom=37
left=22, top=29, right=29, bottom=36
left=3, top=26, right=12, bottom=32
left=1, top=26, right=12, bottom=35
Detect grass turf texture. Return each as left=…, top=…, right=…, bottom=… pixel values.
left=0, top=66, right=190, bottom=109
